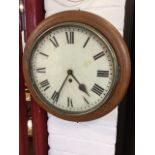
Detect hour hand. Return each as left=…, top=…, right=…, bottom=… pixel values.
left=68, top=70, right=90, bottom=96
left=52, top=71, right=70, bottom=103
left=79, top=84, right=90, bottom=96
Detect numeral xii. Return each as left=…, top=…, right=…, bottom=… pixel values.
left=65, top=32, right=74, bottom=44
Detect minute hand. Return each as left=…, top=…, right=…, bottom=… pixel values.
left=58, top=74, right=69, bottom=94
left=53, top=73, right=69, bottom=103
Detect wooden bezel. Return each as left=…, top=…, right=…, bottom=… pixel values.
left=23, top=10, right=131, bottom=122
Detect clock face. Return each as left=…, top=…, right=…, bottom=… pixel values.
left=29, top=22, right=119, bottom=115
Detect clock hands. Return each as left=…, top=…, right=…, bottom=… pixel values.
left=58, top=71, right=70, bottom=94
left=52, top=71, right=70, bottom=103
left=52, top=69, right=89, bottom=103
left=79, top=84, right=90, bottom=96
left=68, top=69, right=90, bottom=96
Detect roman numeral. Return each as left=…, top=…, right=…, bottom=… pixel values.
left=83, top=37, right=90, bottom=48
left=36, top=67, right=46, bottom=73
left=97, top=70, right=109, bottom=77
left=67, top=97, right=73, bottom=107
left=51, top=91, right=59, bottom=103
left=50, top=36, right=59, bottom=48
left=91, top=84, right=104, bottom=96
left=40, top=79, right=50, bottom=91
left=65, top=32, right=74, bottom=44
left=93, top=51, right=105, bottom=60
left=39, top=52, right=49, bottom=57
left=83, top=97, right=90, bottom=105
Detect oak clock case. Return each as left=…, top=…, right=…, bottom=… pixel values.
left=23, top=11, right=131, bottom=122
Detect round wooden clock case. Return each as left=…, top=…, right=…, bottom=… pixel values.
left=23, top=11, right=131, bottom=122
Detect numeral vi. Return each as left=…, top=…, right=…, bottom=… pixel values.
left=67, top=97, right=73, bottom=107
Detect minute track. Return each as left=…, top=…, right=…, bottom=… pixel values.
left=23, top=11, right=131, bottom=122
left=29, top=22, right=118, bottom=116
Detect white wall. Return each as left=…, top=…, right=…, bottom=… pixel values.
left=45, top=0, right=126, bottom=155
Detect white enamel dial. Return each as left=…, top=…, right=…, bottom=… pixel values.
left=30, top=22, right=119, bottom=114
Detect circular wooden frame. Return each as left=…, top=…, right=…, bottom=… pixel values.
left=23, top=11, right=131, bottom=122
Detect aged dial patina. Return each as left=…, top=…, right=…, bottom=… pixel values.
left=23, top=11, right=131, bottom=121
left=30, top=22, right=119, bottom=114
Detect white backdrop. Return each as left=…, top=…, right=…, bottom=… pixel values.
left=45, top=0, right=126, bottom=155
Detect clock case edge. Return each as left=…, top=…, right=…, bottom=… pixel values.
left=23, top=10, right=131, bottom=122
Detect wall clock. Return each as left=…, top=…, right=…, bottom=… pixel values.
left=23, top=11, right=131, bottom=122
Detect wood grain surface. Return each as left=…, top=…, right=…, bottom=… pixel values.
left=23, top=10, right=131, bottom=122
